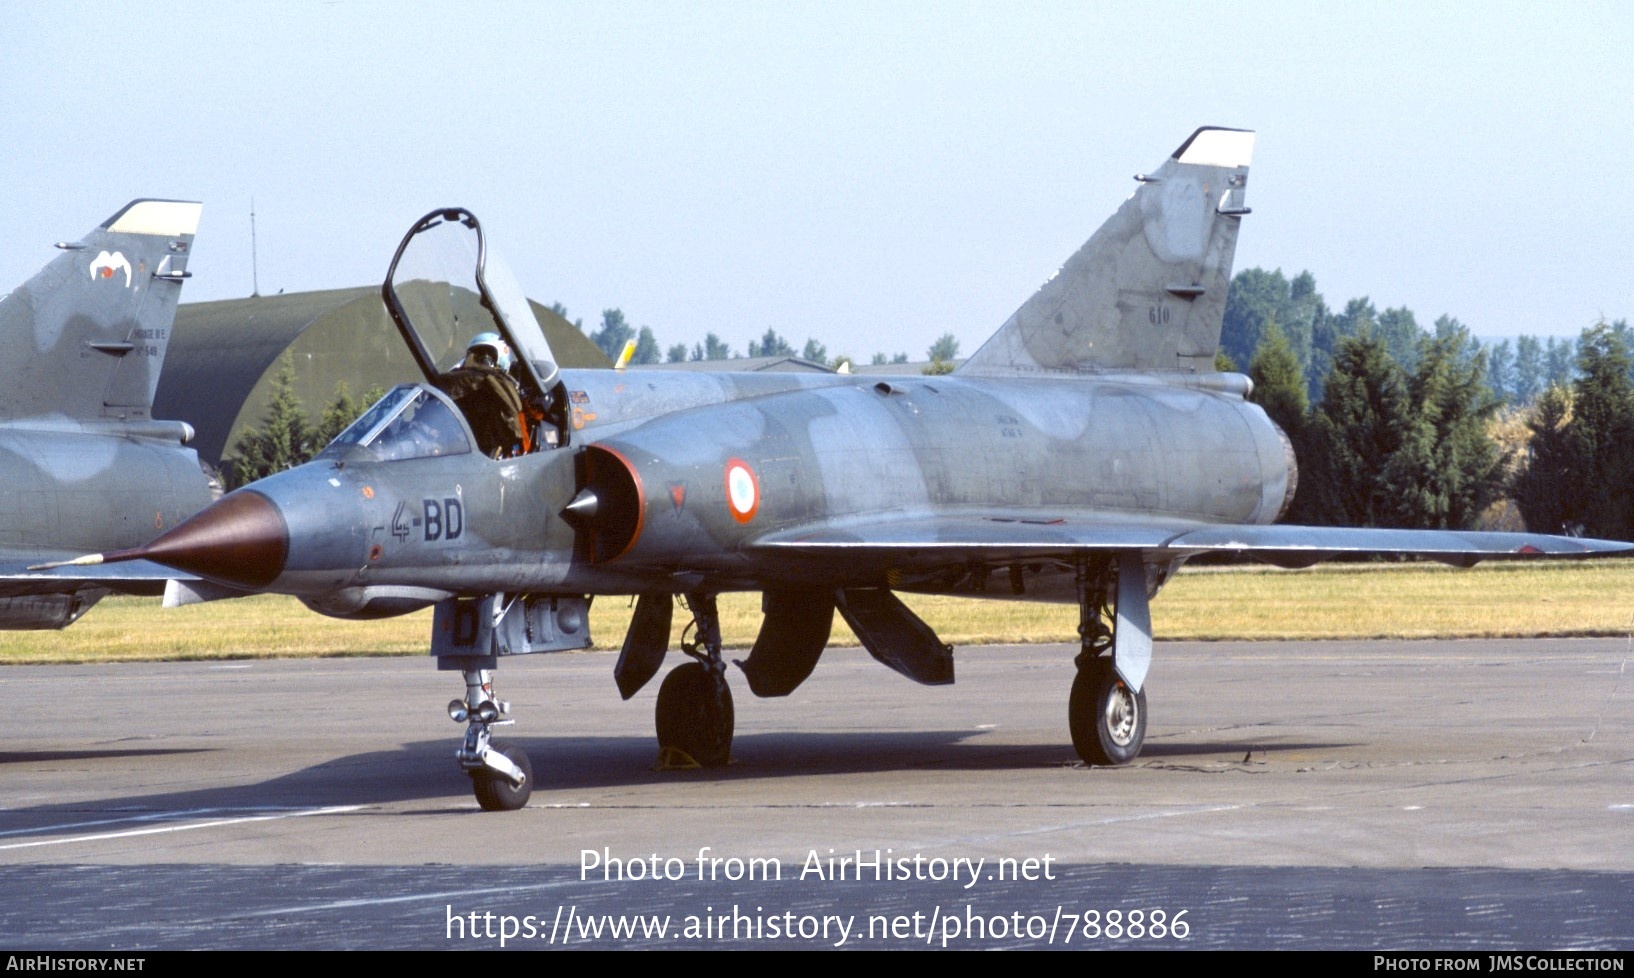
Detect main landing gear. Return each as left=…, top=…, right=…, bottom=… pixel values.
left=450, top=668, right=532, bottom=811
left=1068, top=555, right=1151, bottom=766
left=654, top=593, right=735, bottom=768
left=1070, top=656, right=1146, bottom=766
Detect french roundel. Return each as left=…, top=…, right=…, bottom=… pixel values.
left=724, top=458, right=760, bottom=523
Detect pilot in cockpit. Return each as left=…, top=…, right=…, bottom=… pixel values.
left=437, top=332, right=528, bottom=458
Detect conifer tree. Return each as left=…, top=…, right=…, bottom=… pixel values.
left=1562, top=322, right=1634, bottom=538
left=748, top=328, right=793, bottom=358
left=1301, top=332, right=1410, bottom=526
left=923, top=333, right=960, bottom=374
left=1512, top=385, right=1576, bottom=534
left=591, top=309, right=634, bottom=360
left=690, top=333, right=732, bottom=361
left=229, top=354, right=312, bottom=489
left=1247, top=318, right=1310, bottom=520
left=1248, top=317, right=1307, bottom=431
left=1380, top=330, right=1502, bottom=529
left=313, top=382, right=361, bottom=449
left=1248, top=320, right=1313, bottom=519
left=1512, top=335, right=1544, bottom=404
left=631, top=326, right=661, bottom=365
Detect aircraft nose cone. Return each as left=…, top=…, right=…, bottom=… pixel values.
left=141, top=489, right=289, bottom=589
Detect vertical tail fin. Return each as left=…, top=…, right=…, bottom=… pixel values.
left=0, top=199, right=202, bottom=420
left=959, top=127, right=1253, bottom=376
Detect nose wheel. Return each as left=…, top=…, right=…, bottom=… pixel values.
left=471, top=742, right=533, bottom=812
left=451, top=668, right=533, bottom=810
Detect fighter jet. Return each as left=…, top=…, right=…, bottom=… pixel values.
left=45, top=129, right=1630, bottom=810
left=0, top=200, right=213, bottom=627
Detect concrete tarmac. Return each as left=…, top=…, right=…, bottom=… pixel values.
left=1, top=639, right=1631, bottom=949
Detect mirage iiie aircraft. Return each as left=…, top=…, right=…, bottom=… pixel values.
left=0, top=200, right=213, bottom=627
left=45, top=128, right=1631, bottom=810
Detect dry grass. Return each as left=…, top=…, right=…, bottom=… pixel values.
left=1151, top=559, right=1634, bottom=640
left=0, top=559, right=1628, bottom=665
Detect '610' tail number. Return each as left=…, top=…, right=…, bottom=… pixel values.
left=393, top=498, right=464, bottom=543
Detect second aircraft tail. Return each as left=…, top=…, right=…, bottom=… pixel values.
left=0, top=199, right=203, bottom=421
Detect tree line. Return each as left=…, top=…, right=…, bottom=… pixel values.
left=1225, top=267, right=1632, bottom=540
left=1220, top=268, right=1580, bottom=408
left=552, top=303, right=960, bottom=372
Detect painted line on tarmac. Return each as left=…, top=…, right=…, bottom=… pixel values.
left=0, top=805, right=362, bottom=850
left=0, top=806, right=340, bottom=839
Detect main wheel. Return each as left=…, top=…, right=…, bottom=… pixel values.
left=1069, top=657, right=1146, bottom=766
left=472, top=743, right=533, bottom=811
left=655, top=662, right=734, bottom=767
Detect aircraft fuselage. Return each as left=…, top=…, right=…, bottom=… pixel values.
left=0, top=422, right=209, bottom=627
left=0, top=422, right=209, bottom=558
left=237, top=367, right=1292, bottom=611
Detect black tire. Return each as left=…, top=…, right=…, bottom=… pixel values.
left=1069, top=657, right=1146, bottom=766
left=655, top=662, right=734, bottom=767
left=472, top=743, right=533, bottom=811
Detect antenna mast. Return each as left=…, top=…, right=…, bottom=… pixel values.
left=250, top=198, right=260, bottom=297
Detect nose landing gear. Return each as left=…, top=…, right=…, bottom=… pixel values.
left=451, top=669, right=532, bottom=811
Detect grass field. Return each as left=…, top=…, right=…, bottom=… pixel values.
left=0, top=559, right=1628, bottom=664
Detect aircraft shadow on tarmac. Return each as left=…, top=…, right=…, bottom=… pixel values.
left=536, top=732, right=1365, bottom=784
left=0, top=730, right=1363, bottom=833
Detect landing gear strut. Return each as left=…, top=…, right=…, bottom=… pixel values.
left=1068, top=556, right=1150, bottom=766
left=451, top=668, right=533, bottom=811
left=431, top=593, right=593, bottom=811
left=654, top=593, right=734, bottom=767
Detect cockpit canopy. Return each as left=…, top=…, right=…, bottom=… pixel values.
left=318, top=384, right=471, bottom=462
left=380, top=207, right=569, bottom=453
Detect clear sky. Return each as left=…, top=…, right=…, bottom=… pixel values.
left=4, top=1, right=1629, bottom=361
